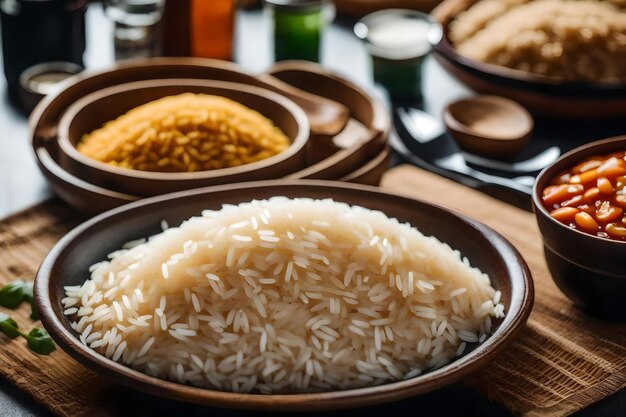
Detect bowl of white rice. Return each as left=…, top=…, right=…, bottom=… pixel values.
left=35, top=180, right=533, bottom=411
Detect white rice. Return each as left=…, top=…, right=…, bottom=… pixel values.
left=63, top=197, right=504, bottom=393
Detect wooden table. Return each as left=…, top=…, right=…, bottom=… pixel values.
left=0, top=4, right=623, bottom=417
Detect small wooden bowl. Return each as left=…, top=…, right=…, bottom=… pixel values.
left=55, top=79, right=310, bottom=197
left=36, top=180, right=533, bottom=411
left=532, top=136, right=626, bottom=320
left=431, top=0, right=626, bottom=119
left=443, top=95, right=533, bottom=159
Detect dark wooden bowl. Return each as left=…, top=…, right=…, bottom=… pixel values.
left=33, top=145, right=391, bottom=216
left=532, top=136, right=626, bottom=319
left=35, top=180, right=533, bottom=411
left=29, top=57, right=348, bottom=141
left=35, top=146, right=137, bottom=213
left=431, top=0, right=626, bottom=119
left=29, top=58, right=390, bottom=211
left=443, top=96, right=533, bottom=159
left=341, top=144, right=391, bottom=185
left=55, top=79, right=309, bottom=197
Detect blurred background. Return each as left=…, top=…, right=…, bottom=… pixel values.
left=0, top=0, right=464, bottom=216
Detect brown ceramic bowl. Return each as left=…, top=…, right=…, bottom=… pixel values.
left=532, top=136, right=626, bottom=320
left=443, top=96, right=533, bottom=159
left=342, top=144, right=391, bottom=185
left=56, top=79, right=310, bottom=197
left=30, top=58, right=390, bottom=211
left=36, top=180, right=533, bottom=411
left=431, top=0, right=626, bottom=119
left=29, top=57, right=347, bottom=143
left=35, top=146, right=137, bottom=214
left=32, top=144, right=390, bottom=216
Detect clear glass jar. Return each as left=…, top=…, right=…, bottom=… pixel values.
left=355, top=9, right=442, bottom=103
left=105, top=0, right=165, bottom=60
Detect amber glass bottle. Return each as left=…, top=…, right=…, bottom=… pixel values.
left=162, top=0, right=235, bottom=60
left=191, top=0, right=235, bottom=60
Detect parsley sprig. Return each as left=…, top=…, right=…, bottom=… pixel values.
left=0, top=312, right=55, bottom=354
left=0, top=280, right=55, bottom=355
left=0, top=280, right=38, bottom=319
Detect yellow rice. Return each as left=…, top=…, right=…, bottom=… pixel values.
left=77, top=93, right=291, bottom=173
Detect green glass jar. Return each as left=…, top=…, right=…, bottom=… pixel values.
left=265, top=0, right=327, bottom=63
left=354, top=10, right=442, bottom=103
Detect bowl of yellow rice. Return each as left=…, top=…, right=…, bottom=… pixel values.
left=56, top=79, right=310, bottom=197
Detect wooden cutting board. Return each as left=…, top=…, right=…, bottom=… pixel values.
left=0, top=165, right=624, bottom=417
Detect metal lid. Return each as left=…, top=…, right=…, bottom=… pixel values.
left=264, top=0, right=326, bottom=12
left=354, top=9, right=443, bottom=60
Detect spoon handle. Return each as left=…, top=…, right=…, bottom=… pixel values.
left=463, top=146, right=560, bottom=174
left=390, top=132, right=533, bottom=196
left=438, top=157, right=533, bottom=195
left=461, top=168, right=533, bottom=195
left=256, top=73, right=350, bottom=136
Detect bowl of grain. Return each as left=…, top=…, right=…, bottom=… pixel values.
left=36, top=180, right=533, bottom=411
left=30, top=58, right=391, bottom=213
left=431, top=0, right=626, bottom=119
left=55, top=79, right=310, bottom=197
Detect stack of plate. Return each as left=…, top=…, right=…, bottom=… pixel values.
left=29, top=58, right=391, bottom=215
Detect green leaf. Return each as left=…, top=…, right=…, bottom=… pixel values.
left=21, top=283, right=39, bottom=321
left=26, top=328, right=56, bottom=355
left=0, top=280, right=30, bottom=309
left=0, top=312, right=20, bottom=339
left=0, top=280, right=39, bottom=320
left=29, top=302, right=39, bottom=321
left=21, top=283, right=34, bottom=303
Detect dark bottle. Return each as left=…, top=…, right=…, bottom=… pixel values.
left=1, top=0, right=86, bottom=98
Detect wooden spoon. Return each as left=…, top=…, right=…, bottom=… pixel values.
left=443, top=95, right=533, bottom=159
left=257, top=73, right=351, bottom=137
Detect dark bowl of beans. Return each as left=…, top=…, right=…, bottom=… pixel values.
left=532, top=136, right=626, bottom=320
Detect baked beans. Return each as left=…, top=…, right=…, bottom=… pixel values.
left=542, top=151, right=626, bottom=241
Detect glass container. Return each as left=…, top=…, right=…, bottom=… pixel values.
left=0, top=0, right=86, bottom=98
left=354, top=9, right=442, bottom=103
left=105, top=0, right=165, bottom=60
left=265, top=0, right=328, bottom=63
left=190, top=0, right=235, bottom=60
